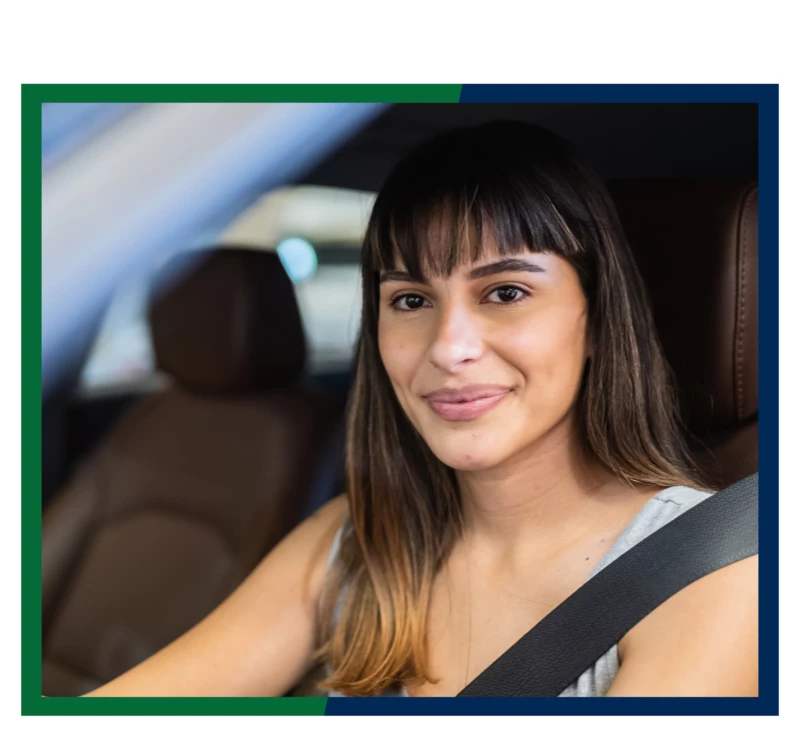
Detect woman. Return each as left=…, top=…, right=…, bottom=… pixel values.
left=87, top=121, right=758, bottom=698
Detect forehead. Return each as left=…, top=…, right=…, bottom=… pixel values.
left=384, top=213, right=540, bottom=281
left=387, top=238, right=527, bottom=272
left=381, top=251, right=567, bottom=289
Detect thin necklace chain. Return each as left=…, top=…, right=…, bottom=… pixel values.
left=456, top=495, right=653, bottom=688
left=463, top=542, right=473, bottom=689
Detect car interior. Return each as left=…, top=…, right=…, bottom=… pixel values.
left=40, top=102, right=759, bottom=696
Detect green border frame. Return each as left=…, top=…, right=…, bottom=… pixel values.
left=22, top=84, right=461, bottom=716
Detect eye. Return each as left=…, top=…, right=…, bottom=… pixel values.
left=389, top=293, right=431, bottom=311
left=484, top=285, right=530, bottom=304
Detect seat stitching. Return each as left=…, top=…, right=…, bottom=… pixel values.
left=736, top=188, right=757, bottom=420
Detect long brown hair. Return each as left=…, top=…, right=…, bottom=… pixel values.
left=316, top=121, right=705, bottom=695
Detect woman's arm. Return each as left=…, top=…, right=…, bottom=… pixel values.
left=606, top=555, right=758, bottom=696
left=84, top=494, right=347, bottom=697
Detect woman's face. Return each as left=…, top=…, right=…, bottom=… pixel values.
left=377, top=245, right=591, bottom=472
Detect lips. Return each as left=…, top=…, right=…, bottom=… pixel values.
left=423, top=384, right=512, bottom=422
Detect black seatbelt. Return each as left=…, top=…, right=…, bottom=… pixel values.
left=457, top=473, right=758, bottom=697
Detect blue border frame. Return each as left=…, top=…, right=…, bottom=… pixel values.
left=325, top=83, right=779, bottom=716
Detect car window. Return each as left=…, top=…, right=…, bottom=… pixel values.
left=79, top=186, right=373, bottom=393
left=79, top=269, right=159, bottom=392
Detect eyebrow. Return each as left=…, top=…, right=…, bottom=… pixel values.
left=379, top=269, right=428, bottom=285
left=467, top=258, right=546, bottom=280
left=378, top=258, right=546, bottom=285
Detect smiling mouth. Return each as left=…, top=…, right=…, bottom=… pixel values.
left=425, top=389, right=512, bottom=422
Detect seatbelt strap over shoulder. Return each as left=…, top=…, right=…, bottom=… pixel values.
left=457, top=473, right=759, bottom=697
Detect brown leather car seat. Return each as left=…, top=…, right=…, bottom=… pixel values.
left=608, top=179, right=758, bottom=489
left=42, top=248, right=339, bottom=696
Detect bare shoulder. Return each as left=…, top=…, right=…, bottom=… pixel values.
left=86, top=494, right=349, bottom=697
left=608, top=554, right=758, bottom=696
left=228, top=493, right=348, bottom=613
left=266, top=493, right=349, bottom=603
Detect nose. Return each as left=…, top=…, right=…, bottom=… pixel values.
left=427, top=302, right=485, bottom=373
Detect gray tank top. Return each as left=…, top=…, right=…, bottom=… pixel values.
left=325, top=485, right=712, bottom=698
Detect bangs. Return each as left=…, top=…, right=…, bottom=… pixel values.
left=365, top=126, right=588, bottom=281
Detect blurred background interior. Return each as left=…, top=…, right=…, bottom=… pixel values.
left=40, top=101, right=759, bottom=695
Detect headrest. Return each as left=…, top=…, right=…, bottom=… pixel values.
left=607, top=179, right=758, bottom=435
left=149, top=248, right=306, bottom=393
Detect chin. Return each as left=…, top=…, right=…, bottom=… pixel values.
left=427, top=440, right=509, bottom=472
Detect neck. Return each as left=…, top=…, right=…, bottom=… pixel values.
left=455, top=417, right=640, bottom=558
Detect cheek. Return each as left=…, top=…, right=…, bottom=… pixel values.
left=500, top=309, right=588, bottom=391
left=378, top=318, right=425, bottom=390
